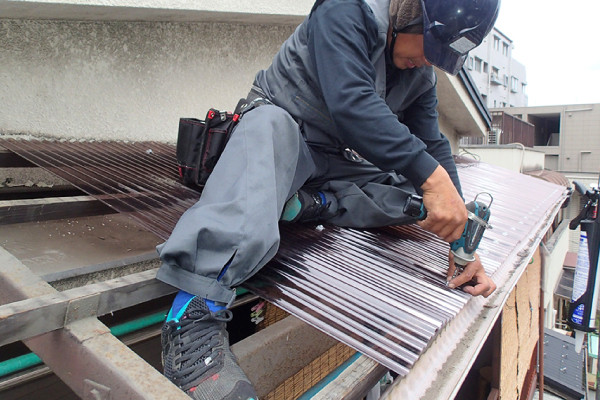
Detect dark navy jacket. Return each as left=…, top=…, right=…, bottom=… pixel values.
left=254, top=0, right=461, bottom=194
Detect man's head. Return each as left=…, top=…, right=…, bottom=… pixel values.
left=389, top=0, right=501, bottom=75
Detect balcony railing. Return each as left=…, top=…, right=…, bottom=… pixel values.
left=490, top=73, right=503, bottom=85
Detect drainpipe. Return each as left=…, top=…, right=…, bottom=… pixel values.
left=539, top=243, right=549, bottom=399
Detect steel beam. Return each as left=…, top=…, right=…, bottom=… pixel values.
left=0, top=246, right=188, bottom=399
left=0, top=268, right=176, bottom=346
left=0, top=246, right=55, bottom=303
left=25, top=317, right=189, bottom=400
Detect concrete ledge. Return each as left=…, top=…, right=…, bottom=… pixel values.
left=0, top=0, right=312, bottom=24
left=231, top=315, right=339, bottom=398
left=310, top=354, right=387, bottom=399
left=437, top=71, right=488, bottom=138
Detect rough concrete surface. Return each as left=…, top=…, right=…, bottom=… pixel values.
left=49, top=258, right=161, bottom=291
left=0, top=167, right=70, bottom=187
left=0, top=20, right=296, bottom=141
left=231, top=315, right=339, bottom=398
left=0, top=0, right=313, bottom=20
left=0, top=213, right=162, bottom=276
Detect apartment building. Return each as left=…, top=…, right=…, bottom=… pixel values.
left=467, top=27, right=528, bottom=108
left=493, top=104, right=600, bottom=174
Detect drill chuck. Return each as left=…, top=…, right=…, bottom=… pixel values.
left=404, top=192, right=493, bottom=283
left=450, top=193, right=493, bottom=279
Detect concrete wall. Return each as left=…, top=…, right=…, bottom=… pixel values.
left=561, top=106, right=600, bottom=173
left=543, top=222, right=570, bottom=329
left=498, top=104, right=600, bottom=174
left=0, top=1, right=486, bottom=151
left=0, top=19, right=295, bottom=141
left=0, top=0, right=313, bottom=22
left=459, top=145, right=545, bottom=173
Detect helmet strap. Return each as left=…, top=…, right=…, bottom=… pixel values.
left=388, top=30, right=399, bottom=63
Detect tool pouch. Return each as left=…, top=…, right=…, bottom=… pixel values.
left=176, top=100, right=246, bottom=191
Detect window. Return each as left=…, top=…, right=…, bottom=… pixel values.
left=521, top=83, right=527, bottom=94
left=483, top=62, right=489, bottom=73
left=493, top=36, right=500, bottom=51
left=467, top=56, right=474, bottom=70
left=555, top=298, right=570, bottom=331
left=511, top=76, right=518, bottom=92
left=503, top=75, right=509, bottom=86
left=474, top=57, right=482, bottom=72
left=490, top=67, right=502, bottom=85
left=502, top=42, right=509, bottom=56
left=493, top=100, right=497, bottom=107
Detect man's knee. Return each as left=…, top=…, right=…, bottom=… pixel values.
left=245, top=104, right=298, bottom=134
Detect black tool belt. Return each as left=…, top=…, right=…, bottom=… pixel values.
left=175, top=89, right=272, bottom=191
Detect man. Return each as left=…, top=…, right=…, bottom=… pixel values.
left=158, top=0, right=501, bottom=398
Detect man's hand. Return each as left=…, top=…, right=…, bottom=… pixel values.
left=446, top=252, right=496, bottom=297
left=417, top=165, right=467, bottom=243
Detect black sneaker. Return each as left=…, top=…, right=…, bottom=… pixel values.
left=282, top=188, right=330, bottom=223
left=161, top=297, right=258, bottom=400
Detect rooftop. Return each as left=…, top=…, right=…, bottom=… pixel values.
left=0, top=138, right=569, bottom=398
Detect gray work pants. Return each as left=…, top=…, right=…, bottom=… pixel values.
left=156, top=105, right=416, bottom=304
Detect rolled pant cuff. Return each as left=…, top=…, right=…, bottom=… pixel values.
left=156, top=263, right=237, bottom=305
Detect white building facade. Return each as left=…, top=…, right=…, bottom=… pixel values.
left=0, top=0, right=489, bottom=148
left=466, top=27, right=528, bottom=109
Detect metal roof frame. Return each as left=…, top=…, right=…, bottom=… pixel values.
left=0, top=246, right=189, bottom=400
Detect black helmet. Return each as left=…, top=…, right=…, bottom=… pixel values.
left=421, top=0, right=501, bottom=75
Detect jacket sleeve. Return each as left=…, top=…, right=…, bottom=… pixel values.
left=307, top=0, right=440, bottom=188
left=402, top=84, right=463, bottom=198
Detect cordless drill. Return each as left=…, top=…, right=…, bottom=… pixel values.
left=404, top=192, right=493, bottom=282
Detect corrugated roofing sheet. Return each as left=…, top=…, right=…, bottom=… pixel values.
left=525, top=169, right=571, bottom=188
left=0, top=138, right=569, bottom=377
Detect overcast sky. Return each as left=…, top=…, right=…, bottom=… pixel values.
left=494, top=0, right=600, bottom=107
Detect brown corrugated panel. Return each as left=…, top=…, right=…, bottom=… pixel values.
left=0, top=138, right=569, bottom=377
left=524, top=169, right=571, bottom=188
